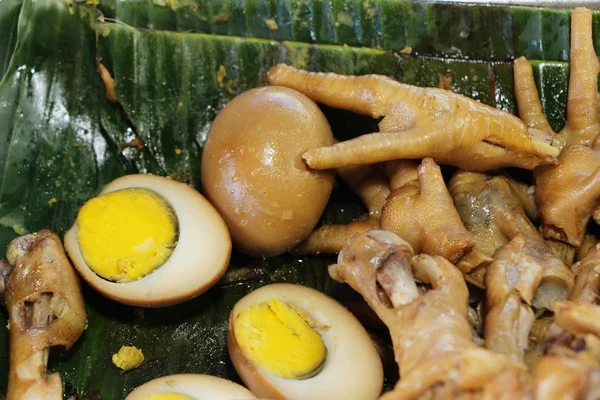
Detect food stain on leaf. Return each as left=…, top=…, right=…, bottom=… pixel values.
left=118, top=136, right=145, bottom=153
left=97, top=62, right=117, bottom=103
left=212, top=10, right=230, bottom=24
left=0, top=211, right=28, bottom=235
left=438, top=72, right=455, bottom=91
left=265, top=18, right=279, bottom=31
left=217, top=65, right=227, bottom=85
left=336, top=12, right=354, bottom=28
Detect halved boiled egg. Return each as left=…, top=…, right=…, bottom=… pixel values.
left=64, top=174, right=231, bottom=306
left=228, top=283, right=383, bottom=400
left=125, top=374, right=257, bottom=399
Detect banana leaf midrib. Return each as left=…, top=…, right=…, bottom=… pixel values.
left=101, top=25, right=584, bottom=66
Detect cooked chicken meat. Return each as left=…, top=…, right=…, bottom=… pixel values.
left=331, top=231, right=528, bottom=400
left=296, top=158, right=474, bottom=262
left=485, top=237, right=573, bottom=363
left=1, top=230, right=87, bottom=400
left=380, top=158, right=474, bottom=263
left=514, top=8, right=600, bottom=249
left=533, top=244, right=600, bottom=399
left=294, top=163, right=387, bottom=255
left=267, top=65, right=558, bottom=172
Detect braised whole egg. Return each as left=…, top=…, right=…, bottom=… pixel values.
left=201, top=86, right=335, bottom=257
left=228, top=283, right=383, bottom=400
left=64, top=174, right=231, bottom=306
left=125, top=374, right=257, bottom=399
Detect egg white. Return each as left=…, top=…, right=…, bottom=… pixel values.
left=229, top=283, right=384, bottom=400
left=125, top=374, right=257, bottom=399
left=64, top=174, right=231, bottom=307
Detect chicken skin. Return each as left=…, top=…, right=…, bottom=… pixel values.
left=533, top=244, right=600, bottom=399
left=1, top=230, right=87, bottom=400
left=331, top=231, right=529, bottom=400
left=267, top=65, right=557, bottom=172
left=380, top=158, right=474, bottom=263
left=296, top=158, right=474, bottom=264
left=514, top=8, right=600, bottom=249
left=293, top=163, right=386, bottom=255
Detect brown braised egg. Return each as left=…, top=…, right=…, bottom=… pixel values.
left=228, top=283, right=383, bottom=400
left=125, top=374, right=257, bottom=399
left=201, top=86, right=335, bottom=257
left=64, top=174, right=231, bottom=307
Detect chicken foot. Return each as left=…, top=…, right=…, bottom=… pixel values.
left=380, top=158, right=475, bottom=263
left=514, top=8, right=600, bottom=248
left=485, top=236, right=574, bottom=365
left=267, top=64, right=558, bottom=172
left=535, top=145, right=600, bottom=247
left=331, top=230, right=528, bottom=400
left=293, top=163, right=388, bottom=255
left=449, top=171, right=545, bottom=286
left=533, top=243, right=600, bottom=399
left=1, top=230, right=87, bottom=400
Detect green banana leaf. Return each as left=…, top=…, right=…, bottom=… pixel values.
left=0, top=0, right=588, bottom=398
left=93, top=0, right=595, bottom=62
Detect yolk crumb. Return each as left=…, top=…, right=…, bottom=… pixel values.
left=112, top=345, right=144, bottom=371
left=234, top=299, right=327, bottom=379
left=139, top=394, right=196, bottom=400
left=77, top=188, right=178, bottom=282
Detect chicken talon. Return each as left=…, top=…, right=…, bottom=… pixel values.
left=485, top=237, right=555, bottom=363
left=3, top=230, right=86, bottom=400
left=334, top=231, right=529, bottom=399
left=514, top=56, right=554, bottom=135
left=381, top=158, right=475, bottom=263
left=337, top=164, right=390, bottom=217
left=293, top=163, right=388, bottom=256
left=559, top=8, right=600, bottom=148
left=534, top=237, right=600, bottom=399
left=536, top=146, right=600, bottom=247
left=450, top=171, right=552, bottom=286
left=269, top=63, right=558, bottom=172
left=292, top=217, right=379, bottom=255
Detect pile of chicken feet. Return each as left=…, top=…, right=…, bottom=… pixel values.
left=271, top=6, right=600, bottom=399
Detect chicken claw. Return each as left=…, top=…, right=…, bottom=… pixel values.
left=293, top=217, right=379, bottom=255
left=338, top=164, right=390, bottom=218
left=293, top=164, right=388, bottom=255
left=535, top=145, right=600, bottom=247
left=533, top=242, right=600, bottom=399
left=485, top=236, right=573, bottom=364
left=268, top=64, right=558, bottom=171
left=515, top=8, right=600, bottom=249
left=450, top=171, right=541, bottom=286
left=380, top=158, right=474, bottom=263
left=2, top=230, right=87, bottom=400
left=331, top=231, right=528, bottom=399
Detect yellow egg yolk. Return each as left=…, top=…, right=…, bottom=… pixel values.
left=112, top=345, right=145, bottom=371
left=77, top=188, right=178, bottom=282
left=139, top=394, right=196, bottom=400
left=233, top=299, right=327, bottom=379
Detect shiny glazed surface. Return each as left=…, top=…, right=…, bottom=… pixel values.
left=201, top=86, right=335, bottom=257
